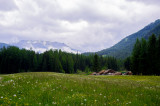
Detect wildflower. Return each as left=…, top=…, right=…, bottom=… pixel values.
left=81, top=103, right=84, bottom=105
left=104, top=96, right=106, bottom=98
left=93, top=90, right=96, bottom=92
left=1, top=96, right=3, bottom=99
left=117, top=99, right=119, bottom=101
left=100, top=93, right=102, bottom=96
left=84, top=99, right=87, bottom=101
left=52, top=102, right=57, bottom=104
left=13, top=94, right=16, bottom=97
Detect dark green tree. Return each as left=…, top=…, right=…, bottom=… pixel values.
left=139, top=38, right=147, bottom=74
left=131, top=38, right=141, bottom=74
left=124, top=57, right=131, bottom=71
left=42, top=58, right=47, bottom=71
left=147, top=34, right=157, bottom=75
left=33, top=54, right=38, bottom=71
left=93, top=54, right=100, bottom=72
left=106, top=57, right=119, bottom=71
left=66, top=55, right=74, bottom=73
left=156, top=35, right=160, bottom=75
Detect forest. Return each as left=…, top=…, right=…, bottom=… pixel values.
left=0, top=34, right=160, bottom=75
left=124, top=34, right=160, bottom=75
left=0, top=46, right=121, bottom=74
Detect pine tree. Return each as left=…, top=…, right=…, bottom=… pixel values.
left=156, top=35, right=160, bottom=75
left=139, top=38, right=147, bottom=74
left=53, top=51, right=63, bottom=73
left=42, top=58, right=47, bottom=71
left=33, top=54, right=38, bottom=71
left=124, top=57, right=131, bottom=71
left=147, top=34, right=157, bottom=75
left=93, top=54, right=100, bottom=72
left=107, top=57, right=119, bottom=71
left=131, top=39, right=141, bottom=75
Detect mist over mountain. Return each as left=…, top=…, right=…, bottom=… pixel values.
left=8, top=40, right=80, bottom=54
left=0, top=43, right=9, bottom=48
left=1, top=19, right=160, bottom=57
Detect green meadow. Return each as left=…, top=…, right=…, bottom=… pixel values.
left=0, top=72, right=160, bottom=105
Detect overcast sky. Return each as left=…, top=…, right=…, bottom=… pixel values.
left=0, top=0, right=160, bottom=52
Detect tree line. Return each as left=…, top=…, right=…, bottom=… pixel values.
left=0, top=47, right=121, bottom=74
left=124, top=34, right=160, bottom=75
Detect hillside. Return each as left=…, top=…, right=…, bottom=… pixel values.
left=0, top=72, right=160, bottom=105
left=95, top=19, right=160, bottom=59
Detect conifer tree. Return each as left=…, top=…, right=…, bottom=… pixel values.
left=93, top=54, right=100, bottom=72
left=66, top=55, right=74, bottom=73
left=124, top=57, right=131, bottom=71
left=157, top=35, right=160, bottom=75
left=139, top=38, right=147, bottom=74
left=147, top=34, right=157, bottom=75
left=33, top=54, right=38, bottom=71
left=131, top=39, right=141, bottom=74
left=42, top=58, right=47, bottom=71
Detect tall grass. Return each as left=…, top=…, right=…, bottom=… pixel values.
left=0, top=72, right=160, bottom=105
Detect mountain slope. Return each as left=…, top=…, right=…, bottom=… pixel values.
left=96, top=19, right=160, bottom=59
left=10, top=40, right=80, bottom=53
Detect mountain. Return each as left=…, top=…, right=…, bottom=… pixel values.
left=94, top=19, right=160, bottom=59
left=0, top=43, right=9, bottom=48
left=10, top=40, right=80, bottom=53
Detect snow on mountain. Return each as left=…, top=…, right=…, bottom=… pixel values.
left=10, top=40, right=80, bottom=54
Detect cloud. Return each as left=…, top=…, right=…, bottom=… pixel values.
left=127, top=0, right=160, bottom=5
left=0, top=0, right=160, bottom=52
left=0, top=0, right=18, bottom=11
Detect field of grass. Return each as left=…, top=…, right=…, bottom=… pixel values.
left=0, top=72, right=160, bottom=105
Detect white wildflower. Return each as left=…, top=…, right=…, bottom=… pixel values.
left=52, top=102, right=57, bottom=104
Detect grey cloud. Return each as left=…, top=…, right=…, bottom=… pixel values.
left=127, top=0, right=160, bottom=5
left=0, top=0, right=160, bottom=52
left=0, top=0, right=18, bottom=11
